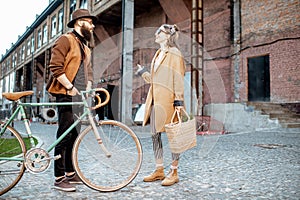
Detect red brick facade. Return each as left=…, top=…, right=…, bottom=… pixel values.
left=92, top=0, right=300, bottom=106
left=239, top=0, right=300, bottom=102
left=203, top=0, right=232, bottom=104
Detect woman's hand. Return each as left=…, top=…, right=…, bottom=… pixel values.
left=135, top=64, right=144, bottom=75
left=175, top=106, right=184, bottom=111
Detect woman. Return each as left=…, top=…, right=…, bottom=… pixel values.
left=137, top=24, right=186, bottom=186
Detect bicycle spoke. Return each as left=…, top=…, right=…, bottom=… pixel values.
left=73, top=120, right=142, bottom=192
left=0, top=123, right=26, bottom=195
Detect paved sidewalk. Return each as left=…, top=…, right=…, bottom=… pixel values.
left=1, top=122, right=299, bottom=199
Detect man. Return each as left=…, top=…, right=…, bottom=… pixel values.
left=47, top=8, right=96, bottom=192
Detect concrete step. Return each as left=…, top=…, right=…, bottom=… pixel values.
left=278, top=117, right=300, bottom=123
left=247, top=102, right=300, bottom=128
left=261, top=109, right=288, bottom=115
left=281, top=123, right=300, bottom=128
left=269, top=113, right=300, bottom=119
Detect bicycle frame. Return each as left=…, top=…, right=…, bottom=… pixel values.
left=1, top=88, right=143, bottom=194
left=0, top=88, right=110, bottom=162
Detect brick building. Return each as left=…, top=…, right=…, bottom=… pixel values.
left=0, top=0, right=299, bottom=130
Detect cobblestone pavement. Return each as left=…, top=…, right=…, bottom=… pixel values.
left=1, top=121, right=300, bottom=200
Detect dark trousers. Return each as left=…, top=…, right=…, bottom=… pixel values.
left=54, top=94, right=82, bottom=177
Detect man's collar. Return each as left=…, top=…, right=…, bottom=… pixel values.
left=72, top=30, right=87, bottom=45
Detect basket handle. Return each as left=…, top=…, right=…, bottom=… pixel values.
left=170, top=108, right=190, bottom=124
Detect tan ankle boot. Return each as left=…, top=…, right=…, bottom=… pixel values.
left=161, top=169, right=179, bottom=186
left=143, top=167, right=165, bottom=182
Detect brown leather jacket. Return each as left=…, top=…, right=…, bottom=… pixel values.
left=47, top=32, right=93, bottom=95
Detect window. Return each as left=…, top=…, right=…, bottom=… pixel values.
left=51, top=15, right=57, bottom=38
left=58, top=8, right=64, bottom=33
left=21, top=45, right=25, bottom=61
left=80, top=0, right=87, bottom=8
left=1, top=62, right=5, bottom=75
left=12, top=54, right=16, bottom=68
left=13, top=53, right=17, bottom=67
left=70, top=0, right=77, bottom=21
left=37, top=29, right=42, bottom=48
left=27, top=40, right=31, bottom=56
left=31, top=35, right=35, bottom=53
left=4, top=62, right=7, bottom=74
left=18, top=48, right=22, bottom=63
left=42, top=24, right=48, bottom=44
left=0, top=63, right=3, bottom=75
left=6, top=59, right=10, bottom=71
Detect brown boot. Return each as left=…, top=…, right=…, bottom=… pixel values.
left=161, top=169, right=179, bottom=186
left=143, top=167, right=165, bottom=182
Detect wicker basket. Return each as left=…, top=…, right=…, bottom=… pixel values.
left=165, top=109, right=197, bottom=154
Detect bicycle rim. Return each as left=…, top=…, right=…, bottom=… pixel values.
left=0, top=123, right=26, bottom=195
left=73, top=120, right=143, bottom=192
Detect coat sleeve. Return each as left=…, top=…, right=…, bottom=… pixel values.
left=138, top=67, right=151, bottom=83
left=172, top=50, right=186, bottom=102
left=49, top=35, right=70, bottom=78
left=141, top=71, right=151, bottom=84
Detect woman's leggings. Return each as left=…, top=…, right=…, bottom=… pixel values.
left=152, top=132, right=180, bottom=161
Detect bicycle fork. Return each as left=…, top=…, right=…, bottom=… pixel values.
left=88, top=114, right=112, bottom=158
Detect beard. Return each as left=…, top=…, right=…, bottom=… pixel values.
left=80, top=25, right=95, bottom=48
left=81, top=25, right=92, bottom=41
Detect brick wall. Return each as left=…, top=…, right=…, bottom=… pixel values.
left=239, top=39, right=300, bottom=102
left=239, top=0, right=300, bottom=102
left=203, top=0, right=233, bottom=104
left=93, top=0, right=300, bottom=107
left=241, top=0, right=300, bottom=47
left=92, top=0, right=236, bottom=106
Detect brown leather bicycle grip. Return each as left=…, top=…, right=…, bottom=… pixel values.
left=91, top=88, right=110, bottom=110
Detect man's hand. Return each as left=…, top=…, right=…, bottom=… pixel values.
left=57, top=74, right=80, bottom=96
left=86, top=81, right=92, bottom=92
left=67, top=87, right=80, bottom=96
left=85, top=81, right=94, bottom=98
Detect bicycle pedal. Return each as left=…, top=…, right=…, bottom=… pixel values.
left=53, top=154, right=61, bottom=160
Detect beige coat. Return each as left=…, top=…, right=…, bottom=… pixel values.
left=141, top=47, right=186, bottom=132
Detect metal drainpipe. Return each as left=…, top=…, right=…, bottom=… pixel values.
left=191, top=0, right=204, bottom=116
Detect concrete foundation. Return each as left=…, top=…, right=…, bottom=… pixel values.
left=204, top=103, right=281, bottom=132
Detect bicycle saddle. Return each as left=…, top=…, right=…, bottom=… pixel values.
left=2, top=91, right=34, bottom=101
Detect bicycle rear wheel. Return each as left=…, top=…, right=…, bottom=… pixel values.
left=0, top=123, right=26, bottom=195
left=73, top=120, right=142, bottom=192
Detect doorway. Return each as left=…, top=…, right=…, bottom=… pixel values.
left=248, top=55, right=270, bottom=101
left=96, top=84, right=119, bottom=121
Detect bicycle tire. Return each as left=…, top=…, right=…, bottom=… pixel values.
left=72, top=120, right=143, bottom=192
left=0, top=122, right=26, bottom=196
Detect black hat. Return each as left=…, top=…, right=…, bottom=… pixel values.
left=67, top=9, right=97, bottom=28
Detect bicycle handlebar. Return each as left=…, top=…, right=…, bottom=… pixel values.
left=91, top=88, right=110, bottom=110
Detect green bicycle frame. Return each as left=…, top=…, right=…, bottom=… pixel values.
left=0, top=92, right=93, bottom=161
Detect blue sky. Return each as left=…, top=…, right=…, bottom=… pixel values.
left=0, top=0, right=49, bottom=56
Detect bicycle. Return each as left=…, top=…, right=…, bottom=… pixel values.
left=0, top=88, right=143, bottom=195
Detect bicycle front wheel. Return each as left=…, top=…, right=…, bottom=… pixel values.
left=73, top=120, right=143, bottom=192
left=0, top=123, right=26, bottom=196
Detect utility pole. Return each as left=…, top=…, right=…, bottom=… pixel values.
left=120, top=0, right=134, bottom=125
left=233, top=0, right=241, bottom=102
